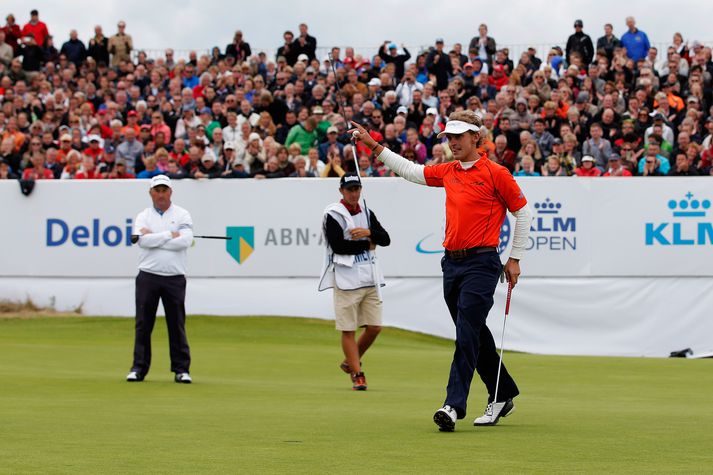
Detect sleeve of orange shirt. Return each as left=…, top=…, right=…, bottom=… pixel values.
left=423, top=162, right=451, bottom=187
left=493, top=165, right=527, bottom=212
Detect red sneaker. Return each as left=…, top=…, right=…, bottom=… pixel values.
left=352, top=372, right=367, bottom=391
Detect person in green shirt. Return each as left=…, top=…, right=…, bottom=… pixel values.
left=285, top=116, right=318, bottom=154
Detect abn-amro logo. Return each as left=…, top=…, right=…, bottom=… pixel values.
left=226, top=227, right=254, bottom=264
left=646, top=192, right=713, bottom=246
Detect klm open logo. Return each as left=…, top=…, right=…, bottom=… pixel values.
left=646, top=193, right=713, bottom=246
left=226, top=227, right=255, bottom=264
left=529, top=198, right=576, bottom=251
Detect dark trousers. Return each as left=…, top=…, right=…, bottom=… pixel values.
left=442, top=252, right=519, bottom=419
left=132, top=270, right=191, bottom=376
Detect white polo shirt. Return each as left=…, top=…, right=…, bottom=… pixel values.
left=134, top=204, right=194, bottom=276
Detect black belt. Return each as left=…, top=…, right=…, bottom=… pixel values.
left=444, top=246, right=497, bottom=259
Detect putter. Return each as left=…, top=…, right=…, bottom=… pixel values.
left=327, top=53, right=383, bottom=302
left=130, top=234, right=231, bottom=244
left=493, top=281, right=513, bottom=406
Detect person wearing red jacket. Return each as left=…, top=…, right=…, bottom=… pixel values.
left=1, top=14, right=22, bottom=54
left=21, top=10, right=49, bottom=47
left=75, top=155, right=104, bottom=179
left=488, top=64, right=509, bottom=91
left=574, top=155, right=602, bottom=176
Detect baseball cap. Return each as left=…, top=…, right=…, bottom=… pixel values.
left=150, top=174, right=172, bottom=189
left=327, top=126, right=339, bottom=134
left=397, top=106, right=408, bottom=115
left=368, top=78, right=381, bottom=87
left=224, top=141, right=236, bottom=150
left=435, top=38, right=444, bottom=44
left=608, top=153, right=621, bottom=161
left=464, top=62, right=474, bottom=68
left=200, top=106, right=212, bottom=115
left=339, top=172, right=362, bottom=189
left=297, top=53, right=309, bottom=63
left=493, top=64, right=505, bottom=73
left=127, top=110, right=137, bottom=117
left=60, top=134, right=72, bottom=142
left=687, top=96, right=699, bottom=103
left=305, top=66, right=316, bottom=73
left=426, top=107, right=438, bottom=116
left=88, top=134, right=101, bottom=143
left=574, top=19, right=583, bottom=27
left=232, top=158, right=245, bottom=167
left=553, top=138, right=563, bottom=145
left=312, top=105, right=324, bottom=114
left=201, top=150, right=216, bottom=163
left=581, top=155, right=595, bottom=163
left=248, top=132, right=261, bottom=142
left=436, top=119, right=480, bottom=139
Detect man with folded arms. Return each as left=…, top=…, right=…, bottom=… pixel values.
left=127, top=175, right=194, bottom=384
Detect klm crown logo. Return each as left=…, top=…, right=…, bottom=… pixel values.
left=646, top=192, right=713, bottom=246
left=534, top=197, right=562, bottom=215
left=668, top=192, right=710, bottom=218
left=226, top=227, right=254, bottom=264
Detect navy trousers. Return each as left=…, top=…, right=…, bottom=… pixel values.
left=131, top=271, right=191, bottom=376
left=442, top=251, right=519, bottom=419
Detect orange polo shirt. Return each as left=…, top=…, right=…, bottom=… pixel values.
left=423, top=153, right=527, bottom=251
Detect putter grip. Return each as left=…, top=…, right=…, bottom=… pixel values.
left=505, top=282, right=513, bottom=316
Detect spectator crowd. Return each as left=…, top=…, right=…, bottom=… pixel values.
left=1, top=10, right=713, bottom=183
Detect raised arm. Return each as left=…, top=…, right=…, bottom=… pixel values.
left=348, top=121, right=426, bottom=185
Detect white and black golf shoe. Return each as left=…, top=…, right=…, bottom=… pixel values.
left=473, top=398, right=514, bottom=426
left=174, top=372, right=192, bottom=384
left=126, top=371, right=144, bottom=382
left=433, top=405, right=458, bottom=432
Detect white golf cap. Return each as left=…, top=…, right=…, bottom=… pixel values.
left=426, top=107, right=438, bottom=116
left=436, top=120, right=480, bottom=139
left=397, top=106, right=408, bottom=115
left=368, top=78, right=381, bottom=87
left=150, top=174, right=172, bottom=189
left=581, top=155, right=595, bottom=162
left=224, top=140, right=236, bottom=150
left=297, top=53, right=309, bottom=63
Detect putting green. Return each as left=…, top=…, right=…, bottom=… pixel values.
left=0, top=316, right=710, bottom=473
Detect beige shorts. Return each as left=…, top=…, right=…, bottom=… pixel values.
left=334, top=286, right=382, bottom=331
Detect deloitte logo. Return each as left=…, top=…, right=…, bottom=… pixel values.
left=528, top=198, right=576, bottom=251
left=645, top=192, right=713, bottom=246
left=226, top=227, right=254, bottom=264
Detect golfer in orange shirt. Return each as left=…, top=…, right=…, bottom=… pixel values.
left=350, top=110, right=533, bottom=432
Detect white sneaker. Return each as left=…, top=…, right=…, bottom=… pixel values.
left=175, top=372, right=192, bottom=384
left=433, top=405, right=457, bottom=432
left=473, top=399, right=514, bottom=426
left=126, top=371, right=143, bottom=382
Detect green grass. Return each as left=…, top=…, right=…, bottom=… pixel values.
left=0, top=316, right=711, bottom=474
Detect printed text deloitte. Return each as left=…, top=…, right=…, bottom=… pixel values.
left=46, top=219, right=134, bottom=247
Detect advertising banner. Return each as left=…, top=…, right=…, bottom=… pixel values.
left=1, top=178, right=712, bottom=278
